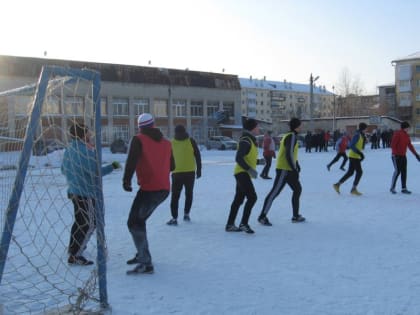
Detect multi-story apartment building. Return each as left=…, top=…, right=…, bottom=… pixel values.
left=391, top=51, right=420, bottom=135
left=0, top=55, right=242, bottom=145
left=239, top=77, right=334, bottom=134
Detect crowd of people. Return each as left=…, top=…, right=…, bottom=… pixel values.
left=60, top=114, right=419, bottom=274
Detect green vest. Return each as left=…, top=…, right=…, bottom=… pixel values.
left=276, top=132, right=298, bottom=170
left=348, top=133, right=364, bottom=159
left=234, top=137, right=258, bottom=175
left=171, top=138, right=196, bottom=173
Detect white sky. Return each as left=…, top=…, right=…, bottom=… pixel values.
left=1, top=0, right=419, bottom=94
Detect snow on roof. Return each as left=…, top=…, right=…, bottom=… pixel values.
left=239, top=77, right=333, bottom=95
left=392, top=51, right=420, bottom=63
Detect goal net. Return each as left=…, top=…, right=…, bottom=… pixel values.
left=0, top=66, right=108, bottom=314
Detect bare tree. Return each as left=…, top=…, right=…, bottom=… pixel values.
left=336, top=68, right=365, bottom=96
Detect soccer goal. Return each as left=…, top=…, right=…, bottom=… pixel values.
left=0, top=66, right=108, bottom=314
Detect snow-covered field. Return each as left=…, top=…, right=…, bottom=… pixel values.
left=100, top=144, right=420, bottom=315
left=2, top=143, right=420, bottom=315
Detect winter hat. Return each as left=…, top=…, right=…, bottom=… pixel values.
left=358, top=122, right=367, bottom=131
left=243, top=118, right=258, bottom=131
left=289, top=118, right=301, bottom=131
left=138, top=113, right=154, bottom=128
left=401, top=121, right=410, bottom=129
left=175, top=124, right=186, bottom=135
left=69, top=123, right=88, bottom=140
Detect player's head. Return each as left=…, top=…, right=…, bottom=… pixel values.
left=69, top=123, right=89, bottom=141
left=138, top=113, right=154, bottom=130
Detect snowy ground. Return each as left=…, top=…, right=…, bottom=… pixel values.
left=98, top=144, right=420, bottom=315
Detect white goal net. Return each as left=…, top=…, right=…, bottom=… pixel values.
left=0, top=66, right=108, bottom=314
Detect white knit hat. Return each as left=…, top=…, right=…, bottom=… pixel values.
left=138, top=113, right=154, bottom=128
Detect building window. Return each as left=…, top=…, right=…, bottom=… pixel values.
left=113, top=125, right=129, bottom=141
left=112, top=97, right=129, bottom=116
left=223, top=102, right=234, bottom=119
left=191, top=100, right=203, bottom=117
left=416, top=94, right=420, bottom=102
left=101, top=97, right=108, bottom=116
left=15, top=95, right=33, bottom=115
left=207, top=101, right=219, bottom=118
left=417, top=80, right=420, bottom=87
left=154, top=99, right=167, bottom=117
left=416, top=108, right=420, bottom=115
left=64, top=96, right=84, bottom=116
left=133, top=98, right=149, bottom=116
left=173, top=99, right=186, bottom=117
left=416, top=65, right=420, bottom=73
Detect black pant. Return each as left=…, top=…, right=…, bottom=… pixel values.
left=68, top=195, right=95, bottom=257
left=391, top=155, right=407, bottom=190
left=227, top=172, right=257, bottom=226
left=338, top=158, right=363, bottom=187
left=127, top=190, right=169, bottom=265
left=261, top=155, right=273, bottom=177
left=328, top=152, right=348, bottom=169
left=170, top=172, right=195, bottom=219
left=260, top=169, right=302, bottom=218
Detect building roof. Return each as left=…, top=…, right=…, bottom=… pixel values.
left=239, top=77, right=333, bottom=95
left=0, top=55, right=241, bottom=90
left=391, top=51, right=420, bottom=63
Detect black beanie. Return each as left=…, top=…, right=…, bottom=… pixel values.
left=401, top=121, right=410, bottom=129
left=175, top=124, right=186, bottom=134
left=289, top=118, right=301, bottom=131
left=69, top=123, right=88, bottom=139
left=243, top=118, right=258, bottom=131
left=359, top=122, right=367, bottom=131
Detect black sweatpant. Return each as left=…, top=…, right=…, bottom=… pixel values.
left=227, top=172, right=257, bottom=226
left=338, top=158, right=363, bottom=187
left=260, top=169, right=302, bottom=218
left=170, top=172, right=196, bottom=219
left=390, top=155, right=407, bottom=190
left=261, top=155, right=273, bottom=177
left=68, top=195, right=95, bottom=257
left=328, top=152, right=348, bottom=169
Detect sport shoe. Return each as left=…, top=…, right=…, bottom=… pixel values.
left=126, top=255, right=140, bottom=265
left=183, top=214, right=191, bottom=222
left=239, top=223, right=255, bottom=234
left=258, top=216, right=272, bottom=226
left=68, top=255, right=94, bottom=266
left=401, top=189, right=412, bottom=194
left=351, top=188, right=362, bottom=196
left=126, top=263, right=154, bottom=275
left=390, top=188, right=396, bottom=194
left=326, top=165, right=331, bottom=171
left=340, top=167, right=346, bottom=171
left=225, top=224, right=241, bottom=232
left=333, top=183, right=340, bottom=194
left=166, top=218, right=178, bottom=225
left=291, top=215, right=306, bottom=223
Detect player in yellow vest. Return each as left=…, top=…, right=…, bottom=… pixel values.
left=226, top=118, right=264, bottom=234
left=258, top=117, right=305, bottom=225
left=333, top=122, right=367, bottom=196
left=167, top=125, right=202, bottom=225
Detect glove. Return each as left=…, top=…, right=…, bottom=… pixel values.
left=112, top=161, right=121, bottom=169
left=416, top=154, right=420, bottom=162
left=257, top=158, right=266, bottom=165
left=359, top=152, right=365, bottom=161
left=196, top=169, right=201, bottom=179
left=247, top=168, right=258, bottom=179
left=123, top=181, right=132, bottom=192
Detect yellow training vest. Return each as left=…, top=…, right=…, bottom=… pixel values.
left=348, top=133, right=364, bottom=159
left=276, top=132, right=298, bottom=170
left=234, top=137, right=258, bottom=175
left=171, top=138, right=196, bottom=173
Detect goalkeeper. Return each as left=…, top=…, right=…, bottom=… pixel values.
left=61, top=123, right=120, bottom=266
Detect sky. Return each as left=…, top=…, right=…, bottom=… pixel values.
left=1, top=0, right=420, bottom=95
left=2, top=143, right=420, bottom=314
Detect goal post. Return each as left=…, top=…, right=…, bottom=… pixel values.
left=0, top=65, right=109, bottom=314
